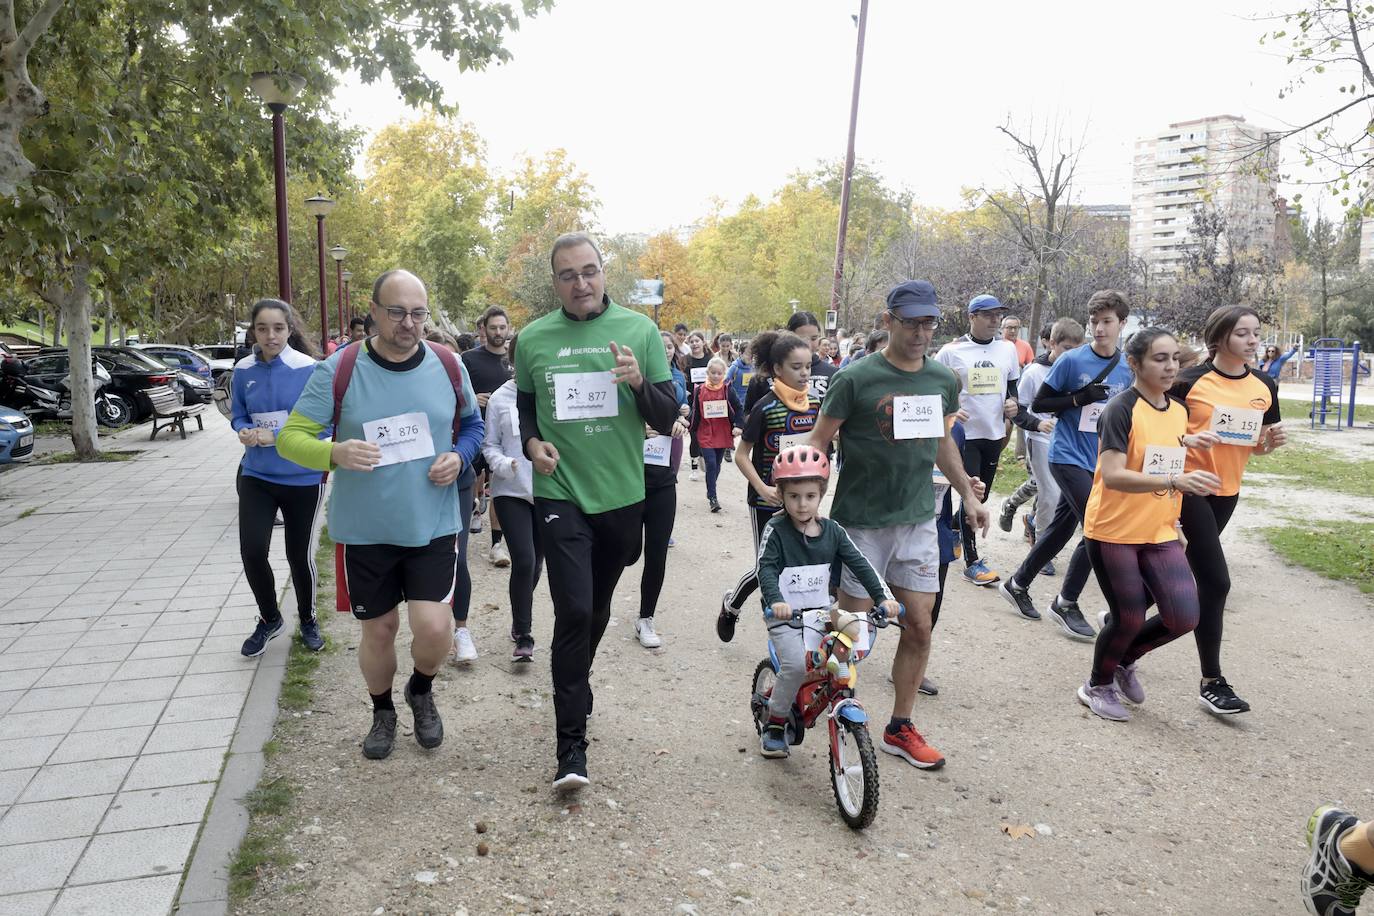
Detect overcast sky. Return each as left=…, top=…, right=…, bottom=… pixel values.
left=335, top=0, right=1340, bottom=234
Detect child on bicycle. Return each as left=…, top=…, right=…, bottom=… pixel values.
left=756, top=445, right=901, bottom=758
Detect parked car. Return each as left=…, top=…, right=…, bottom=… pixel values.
left=177, top=369, right=213, bottom=405
left=196, top=344, right=240, bottom=363
left=27, top=347, right=180, bottom=423
left=0, top=403, right=35, bottom=464
left=137, top=344, right=214, bottom=380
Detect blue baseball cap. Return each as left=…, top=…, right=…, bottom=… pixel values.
left=885, top=280, right=940, bottom=319
left=968, top=294, right=1005, bottom=314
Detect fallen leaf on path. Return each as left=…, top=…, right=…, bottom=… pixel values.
left=1000, top=822, right=1036, bottom=840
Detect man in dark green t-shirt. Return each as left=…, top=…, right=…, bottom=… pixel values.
left=810, top=280, right=990, bottom=771
left=515, top=232, right=679, bottom=792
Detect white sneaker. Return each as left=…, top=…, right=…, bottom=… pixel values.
left=635, top=617, right=663, bottom=649
left=453, top=627, right=478, bottom=662
left=688, top=470, right=699, bottom=481
left=469, top=509, right=483, bottom=534
left=489, top=541, right=511, bottom=568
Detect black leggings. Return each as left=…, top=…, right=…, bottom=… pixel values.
left=238, top=472, right=324, bottom=625
left=1012, top=462, right=1094, bottom=601
left=492, top=496, right=544, bottom=638
left=959, top=437, right=1006, bottom=564
left=536, top=497, right=644, bottom=759
left=452, top=483, right=474, bottom=625
left=727, top=504, right=782, bottom=612
left=1088, top=538, right=1199, bottom=685
left=639, top=483, right=676, bottom=619
left=1179, top=493, right=1239, bottom=679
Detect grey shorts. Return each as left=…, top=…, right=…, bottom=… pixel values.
left=839, top=518, right=940, bottom=596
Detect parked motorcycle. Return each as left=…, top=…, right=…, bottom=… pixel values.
left=0, top=358, right=133, bottom=427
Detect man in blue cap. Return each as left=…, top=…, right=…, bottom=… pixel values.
left=808, top=280, right=988, bottom=770
left=935, top=294, right=1022, bottom=587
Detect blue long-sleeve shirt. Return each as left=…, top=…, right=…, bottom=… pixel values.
left=230, top=345, right=325, bottom=487
left=1263, top=345, right=1298, bottom=379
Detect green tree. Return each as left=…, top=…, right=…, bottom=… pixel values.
left=0, top=0, right=548, bottom=458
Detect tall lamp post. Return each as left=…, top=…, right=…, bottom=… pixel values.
left=340, top=269, right=353, bottom=333
left=304, top=194, right=335, bottom=353
left=249, top=71, right=306, bottom=303
left=329, top=245, right=347, bottom=344
left=828, top=0, right=870, bottom=324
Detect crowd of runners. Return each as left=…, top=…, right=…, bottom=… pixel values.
left=224, top=232, right=1369, bottom=914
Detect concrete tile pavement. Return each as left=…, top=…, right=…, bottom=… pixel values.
left=0, top=415, right=300, bottom=914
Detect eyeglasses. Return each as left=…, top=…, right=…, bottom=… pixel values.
left=555, top=266, right=602, bottom=285
left=888, top=312, right=940, bottom=332
left=381, top=306, right=430, bottom=324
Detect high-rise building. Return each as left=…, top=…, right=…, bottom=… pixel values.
left=1129, top=115, right=1282, bottom=276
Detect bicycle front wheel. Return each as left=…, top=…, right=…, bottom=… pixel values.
left=829, top=717, right=879, bottom=829
left=750, top=658, right=776, bottom=735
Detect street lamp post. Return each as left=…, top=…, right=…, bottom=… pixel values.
left=249, top=71, right=306, bottom=303
left=340, top=269, right=352, bottom=333
left=789, top=298, right=800, bottom=314
left=828, top=0, right=870, bottom=323
left=304, top=194, right=336, bottom=353
left=330, top=245, right=348, bottom=343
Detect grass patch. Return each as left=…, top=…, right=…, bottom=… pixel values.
left=35, top=449, right=137, bottom=465
left=18, top=507, right=36, bottom=519
left=1279, top=398, right=1374, bottom=425
left=1260, top=521, right=1374, bottom=594
left=990, top=446, right=1030, bottom=496
left=228, top=830, right=293, bottom=902
left=1248, top=443, right=1374, bottom=494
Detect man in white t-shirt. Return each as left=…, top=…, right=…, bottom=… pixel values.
left=935, top=294, right=1022, bottom=587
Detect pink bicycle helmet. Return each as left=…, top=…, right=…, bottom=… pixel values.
left=772, top=444, right=830, bottom=485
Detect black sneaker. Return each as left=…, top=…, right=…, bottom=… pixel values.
left=586, top=686, right=594, bottom=720
left=299, top=620, right=325, bottom=652
left=1048, top=597, right=1096, bottom=641
left=1303, top=805, right=1371, bottom=916
left=998, top=499, right=1016, bottom=533
left=997, top=579, right=1040, bottom=620
left=716, top=591, right=739, bottom=643
left=918, top=677, right=939, bottom=697
left=362, top=709, right=397, bottom=759
left=708, top=497, right=722, bottom=513
left=553, top=746, right=590, bottom=791
left=1199, top=677, right=1251, bottom=715
left=511, top=635, right=534, bottom=662
left=240, top=617, right=283, bottom=658
left=403, top=684, right=444, bottom=749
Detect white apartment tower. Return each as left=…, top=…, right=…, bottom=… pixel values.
left=1129, top=115, right=1281, bottom=275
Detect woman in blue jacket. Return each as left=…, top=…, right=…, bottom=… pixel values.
left=232, top=299, right=327, bottom=657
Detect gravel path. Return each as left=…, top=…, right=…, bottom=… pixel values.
left=234, top=443, right=1373, bottom=916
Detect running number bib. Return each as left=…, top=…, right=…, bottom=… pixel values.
left=778, top=432, right=810, bottom=452
left=553, top=372, right=617, bottom=421
left=362, top=412, right=435, bottom=467
left=778, top=563, right=830, bottom=611
left=1078, top=402, right=1105, bottom=433
left=506, top=405, right=520, bottom=437
left=1142, top=445, right=1186, bottom=478
left=703, top=400, right=728, bottom=419
left=1210, top=405, right=1263, bottom=446
left=643, top=435, right=671, bottom=467
left=690, top=367, right=708, bottom=385
left=967, top=366, right=1002, bottom=396
left=892, top=395, right=943, bottom=439
left=250, top=411, right=288, bottom=436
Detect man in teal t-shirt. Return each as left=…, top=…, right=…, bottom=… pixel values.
left=278, top=270, right=483, bottom=763
left=514, top=233, right=679, bottom=792
left=809, top=280, right=989, bottom=773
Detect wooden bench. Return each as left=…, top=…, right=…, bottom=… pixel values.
left=148, top=385, right=206, bottom=441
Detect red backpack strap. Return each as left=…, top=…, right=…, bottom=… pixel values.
left=423, top=341, right=465, bottom=445
left=331, top=341, right=362, bottom=443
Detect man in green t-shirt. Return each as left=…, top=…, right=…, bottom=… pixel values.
left=515, top=232, right=679, bottom=791
left=809, top=280, right=990, bottom=771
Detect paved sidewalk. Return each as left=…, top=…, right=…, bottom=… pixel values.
left=0, top=414, right=293, bottom=915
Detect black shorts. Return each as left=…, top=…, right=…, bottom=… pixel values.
left=341, top=534, right=458, bottom=620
